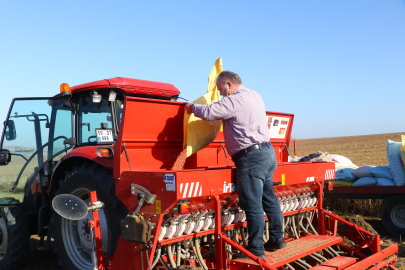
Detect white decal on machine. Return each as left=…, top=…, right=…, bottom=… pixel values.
left=306, top=177, right=315, bottom=182
left=325, top=169, right=335, bottom=180
left=180, top=182, right=202, bottom=198
left=163, top=174, right=176, bottom=191
left=223, top=181, right=236, bottom=193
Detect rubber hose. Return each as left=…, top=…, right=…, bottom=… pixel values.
left=192, top=238, right=208, bottom=270
left=151, top=247, right=162, bottom=269
left=286, top=263, right=295, bottom=270
left=240, top=227, right=248, bottom=248
left=282, top=217, right=286, bottom=235
left=328, top=246, right=340, bottom=257
left=306, top=216, right=318, bottom=235
left=322, top=247, right=335, bottom=258
left=297, top=258, right=312, bottom=269
left=308, top=254, right=323, bottom=264
left=159, top=255, right=171, bottom=270
left=305, top=212, right=312, bottom=231
left=202, top=246, right=216, bottom=258
left=176, top=243, right=181, bottom=267
left=283, top=217, right=290, bottom=232
left=208, top=234, right=215, bottom=249
left=293, top=260, right=308, bottom=270
left=167, top=244, right=177, bottom=269
left=225, top=231, right=232, bottom=259
left=312, top=251, right=327, bottom=262
left=232, top=229, right=239, bottom=244
left=300, top=221, right=309, bottom=234
left=291, top=215, right=298, bottom=239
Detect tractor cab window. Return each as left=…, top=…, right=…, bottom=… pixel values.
left=77, top=95, right=115, bottom=144
left=0, top=98, right=72, bottom=205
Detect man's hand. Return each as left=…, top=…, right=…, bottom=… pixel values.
left=185, top=103, right=194, bottom=114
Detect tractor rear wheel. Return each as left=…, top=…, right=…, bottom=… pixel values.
left=53, top=162, right=128, bottom=270
left=0, top=206, right=30, bottom=270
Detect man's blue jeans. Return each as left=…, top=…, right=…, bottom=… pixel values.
left=232, top=142, right=283, bottom=253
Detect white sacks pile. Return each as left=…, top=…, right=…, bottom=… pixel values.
left=333, top=139, right=405, bottom=187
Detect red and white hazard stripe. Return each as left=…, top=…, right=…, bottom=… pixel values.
left=180, top=182, right=202, bottom=198
left=325, top=169, right=335, bottom=180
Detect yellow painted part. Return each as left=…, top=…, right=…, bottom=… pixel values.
left=332, top=180, right=354, bottom=187
left=183, top=57, right=223, bottom=157
left=282, top=174, right=285, bottom=185
left=156, top=200, right=161, bottom=214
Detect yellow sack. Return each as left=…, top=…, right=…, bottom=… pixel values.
left=331, top=180, right=354, bottom=187
left=401, top=135, right=405, bottom=168
left=183, top=57, right=223, bottom=157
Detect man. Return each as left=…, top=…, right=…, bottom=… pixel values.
left=185, top=71, right=286, bottom=259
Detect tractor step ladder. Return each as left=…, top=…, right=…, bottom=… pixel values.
left=232, top=235, right=343, bottom=269
left=309, top=256, right=357, bottom=269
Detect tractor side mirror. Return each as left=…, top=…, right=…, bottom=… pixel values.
left=0, top=149, right=11, bottom=165
left=5, top=120, right=16, bottom=141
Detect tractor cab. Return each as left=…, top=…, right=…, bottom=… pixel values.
left=0, top=77, right=180, bottom=206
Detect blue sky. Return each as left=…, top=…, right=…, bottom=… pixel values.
left=0, top=1, right=404, bottom=139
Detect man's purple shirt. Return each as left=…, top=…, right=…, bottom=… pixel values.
left=192, top=85, right=269, bottom=156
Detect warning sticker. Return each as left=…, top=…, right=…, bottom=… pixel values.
left=267, top=116, right=289, bottom=139
left=163, top=174, right=176, bottom=191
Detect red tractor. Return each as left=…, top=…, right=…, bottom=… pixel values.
left=0, top=77, right=399, bottom=270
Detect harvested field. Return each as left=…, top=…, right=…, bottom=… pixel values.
left=12, top=132, right=405, bottom=269
left=291, top=132, right=404, bottom=167
left=292, top=132, right=405, bottom=269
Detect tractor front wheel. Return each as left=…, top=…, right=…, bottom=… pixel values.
left=0, top=206, right=30, bottom=270
left=53, top=162, right=128, bottom=270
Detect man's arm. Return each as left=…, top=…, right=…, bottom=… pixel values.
left=186, top=97, right=236, bottom=121
left=185, top=102, right=194, bottom=114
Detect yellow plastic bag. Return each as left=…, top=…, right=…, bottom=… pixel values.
left=183, top=57, right=223, bottom=157
left=401, top=135, right=405, bottom=168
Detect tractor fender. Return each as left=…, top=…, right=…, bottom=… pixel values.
left=49, top=146, right=113, bottom=198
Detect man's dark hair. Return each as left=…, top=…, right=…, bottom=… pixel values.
left=217, top=71, right=242, bottom=85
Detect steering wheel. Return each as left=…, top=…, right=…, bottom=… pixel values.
left=88, top=136, right=97, bottom=143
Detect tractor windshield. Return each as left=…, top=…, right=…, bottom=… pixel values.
left=0, top=98, right=73, bottom=205
left=77, top=93, right=122, bottom=145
